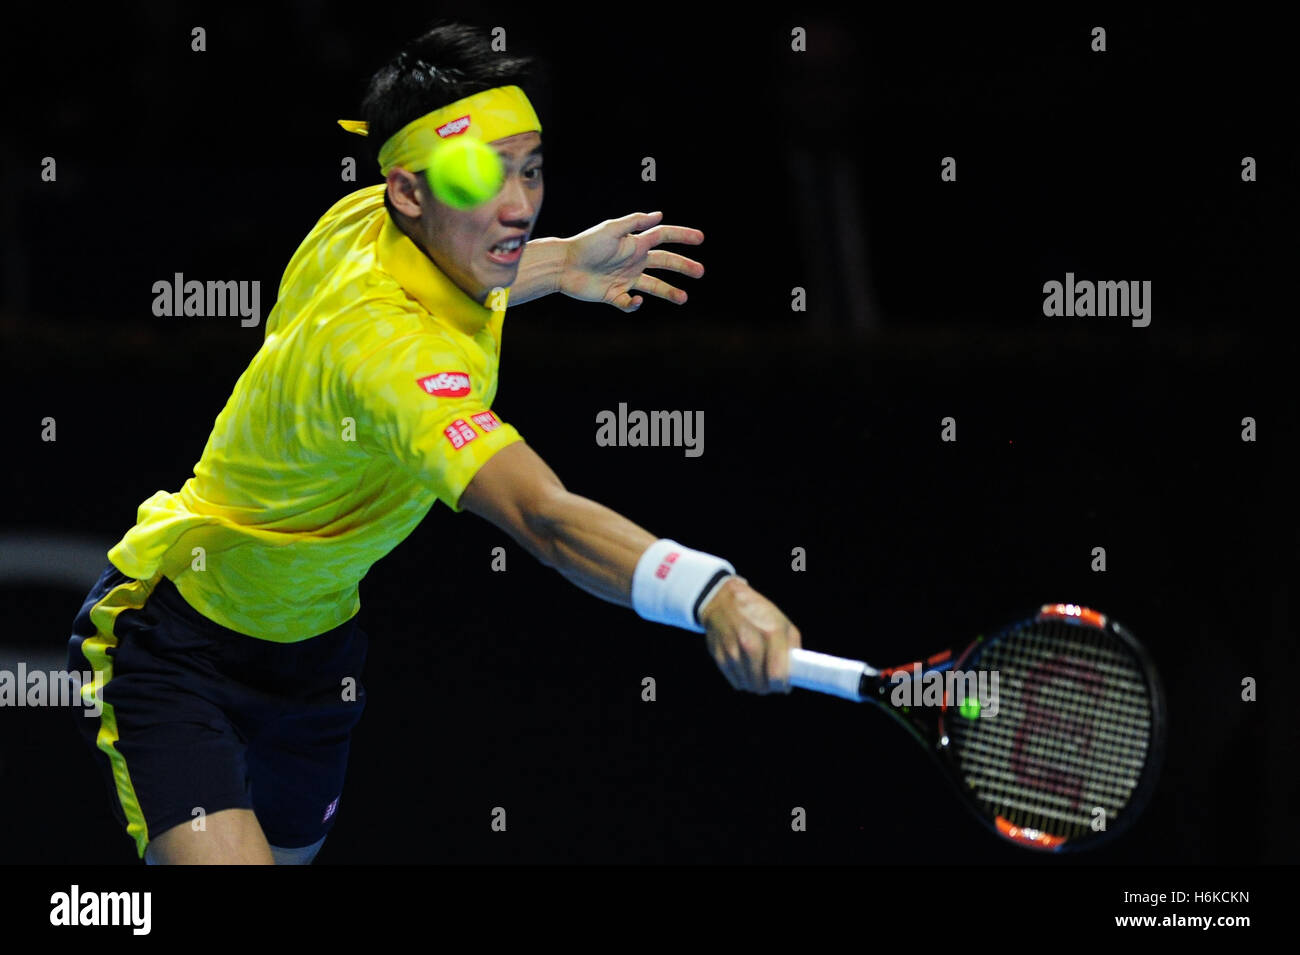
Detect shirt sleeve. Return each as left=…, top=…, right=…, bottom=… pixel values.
left=347, top=332, right=523, bottom=512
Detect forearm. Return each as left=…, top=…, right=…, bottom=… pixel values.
left=508, top=237, right=568, bottom=305
left=533, top=493, right=657, bottom=606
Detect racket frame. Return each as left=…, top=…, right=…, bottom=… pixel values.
left=802, top=604, right=1167, bottom=852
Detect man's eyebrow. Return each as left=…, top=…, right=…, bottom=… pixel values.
left=500, top=144, right=543, bottom=165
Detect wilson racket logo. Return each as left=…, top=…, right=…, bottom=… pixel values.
left=1008, top=654, right=1106, bottom=812
left=437, top=115, right=471, bottom=137
left=417, top=372, right=471, bottom=397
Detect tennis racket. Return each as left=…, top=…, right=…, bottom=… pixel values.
left=790, top=603, right=1165, bottom=851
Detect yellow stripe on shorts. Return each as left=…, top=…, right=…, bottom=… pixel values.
left=82, top=574, right=160, bottom=859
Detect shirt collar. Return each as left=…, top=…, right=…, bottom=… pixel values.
left=376, top=213, right=508, bottom=335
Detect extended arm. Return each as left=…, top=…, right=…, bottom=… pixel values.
left=458, top=442, right=802, bottom=693
left=458, top=441, right=653, bottom=605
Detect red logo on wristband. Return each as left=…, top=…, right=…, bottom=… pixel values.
left=655, top=551, right=680, bottom=579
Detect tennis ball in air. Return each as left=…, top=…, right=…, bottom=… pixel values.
left=427, top=137, right=505, bottom=209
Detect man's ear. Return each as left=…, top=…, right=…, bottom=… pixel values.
left=385, top=168, right=425, bottom=219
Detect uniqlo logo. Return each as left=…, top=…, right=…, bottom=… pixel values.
left=437, top=115, right=471, bottom=137
left=471, top=411, right=501, bottom=432
left=323, top=796, right=339, bottom=823
left=655, top=551, right=681, bottom=580
left=417, top=371, right=471, bottom=397
left=444, top=419, right=478, bottom=450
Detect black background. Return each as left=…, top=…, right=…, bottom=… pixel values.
left=0, top=4, right=1295, bottom=872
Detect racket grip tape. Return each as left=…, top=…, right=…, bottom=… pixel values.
left=789, top=648, right=871, bottom=701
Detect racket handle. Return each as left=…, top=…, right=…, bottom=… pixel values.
left=789, top=648, right=872, bottom=702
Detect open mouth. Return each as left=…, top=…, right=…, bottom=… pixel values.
left=487, top=236, right=525, bottom=264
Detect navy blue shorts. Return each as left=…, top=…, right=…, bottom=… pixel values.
left=67, top=564, right=368, bottom=859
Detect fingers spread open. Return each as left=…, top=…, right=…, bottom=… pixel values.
left=611, top=290, right=642, bottom=312
left=645, top=248, right=705, bottom=279
left=636, top=224, right=704, bottom=252
left=632, top=274, right=687, bottom=304
left=618, top=211, right=663, bottom=234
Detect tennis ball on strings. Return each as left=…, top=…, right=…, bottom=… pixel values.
left=427, top=137, right=505, bottom=209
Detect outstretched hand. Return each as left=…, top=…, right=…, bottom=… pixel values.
left=559, top=211, right=704, bottom=312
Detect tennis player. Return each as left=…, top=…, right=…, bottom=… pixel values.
left=67, top=23, right=802, bottom=865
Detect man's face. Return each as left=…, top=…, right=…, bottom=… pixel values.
left=389, top=131, right=544, bottom=305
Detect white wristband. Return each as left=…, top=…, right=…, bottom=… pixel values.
left=631, top=539, right=735, bottom=633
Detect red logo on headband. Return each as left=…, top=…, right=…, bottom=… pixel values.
left=437, top=115, right=472, bottom=138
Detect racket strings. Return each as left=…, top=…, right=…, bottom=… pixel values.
left=948, top=620, right=1155, bottom=841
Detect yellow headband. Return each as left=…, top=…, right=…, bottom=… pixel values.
left=339, top=85, right=541, bottom=176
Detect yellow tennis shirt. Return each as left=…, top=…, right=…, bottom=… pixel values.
left=107, top=183, right=524, bottom=641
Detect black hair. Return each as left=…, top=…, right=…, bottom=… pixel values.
left=360, top=21, right=536, bottom=170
